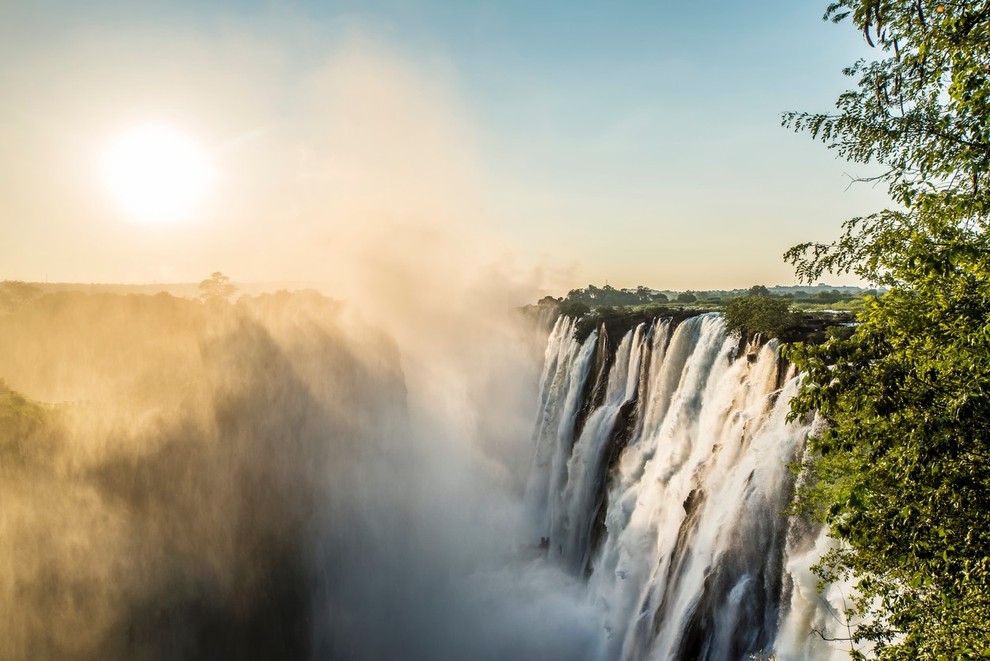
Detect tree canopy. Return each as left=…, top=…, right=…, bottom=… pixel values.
left=724, top=295, right=795, bottom=339
left=198, top=272, right=238, bottom=303
left=784, top=1, right=990, bottom=657
left=563, top=284, right=669, bottom=307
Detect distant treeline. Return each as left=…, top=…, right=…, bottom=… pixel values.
left=538, top=283, right=877, bottom=315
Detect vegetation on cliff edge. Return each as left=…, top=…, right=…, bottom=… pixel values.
left=783, top=1, right=990, bottom=657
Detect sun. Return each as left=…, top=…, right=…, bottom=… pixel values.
left=99, top=123, right=215, bottom=224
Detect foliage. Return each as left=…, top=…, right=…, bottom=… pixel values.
left=785, top=280, right=990, bottom=658
left=573, top=313, right=600, bottom=343
left=559, top=300, right=591, bottom=317
left=198, top=271, right=238, bottom=303
left=564, top=284, right=668, bottom=307
left=784, top=1, right=990, bottom=657
left=0, top=380, right=59, bottom=466
left=783, top=0, right=990, bottom=218
left=0, top=281, right=41, bottom=314
left=560, top=283, right=868, bottom=309
left=0, top=380, right=46, bottom=435
left=724, top=295, right=796, bottom=339
left=747, top=284, right=771, bottom=297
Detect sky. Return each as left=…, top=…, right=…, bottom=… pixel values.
left=0, top=0, right=893, bottom=293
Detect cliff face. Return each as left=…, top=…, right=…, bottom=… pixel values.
left=527, top=314, right=847, bottom=661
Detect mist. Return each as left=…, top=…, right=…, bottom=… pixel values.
left=0, top=287, right=604, bottom=661
left=0, top=35, right=610, bottom=661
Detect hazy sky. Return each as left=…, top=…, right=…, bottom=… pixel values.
left=0, top=0, right=891, bottom=292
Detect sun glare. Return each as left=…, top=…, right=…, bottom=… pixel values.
left=100, top=123, right=215, bottom=224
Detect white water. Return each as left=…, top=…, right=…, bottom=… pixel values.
left=527, top=313, right=853, bottom=660
left=553, top=323, right=645, bottom=572
left=527, top=316, right=600, bottom=541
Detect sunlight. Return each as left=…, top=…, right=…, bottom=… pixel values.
left=99, top=123, right=215, bottom=224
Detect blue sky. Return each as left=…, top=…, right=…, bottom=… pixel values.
left=0, top=1, right=890, bottom=291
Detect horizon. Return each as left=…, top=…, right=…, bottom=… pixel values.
left=5, top=278, right=874, bottom=297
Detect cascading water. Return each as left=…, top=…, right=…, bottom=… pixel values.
left=527, top=313, right=855, bottom=661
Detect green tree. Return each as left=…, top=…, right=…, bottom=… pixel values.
left=676, top=292, right=697, bottom=303
left=559, top=300, right=590, bottom=317
left=747, top=284, right=771, bottom=297
left=198, top=272, right=238, bottom=303
left=784, top=1, right=990, bottom=657
left=724, top=295, right=794, bottom=339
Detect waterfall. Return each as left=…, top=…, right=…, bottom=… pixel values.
left=527, top=312, right=854, bottom=661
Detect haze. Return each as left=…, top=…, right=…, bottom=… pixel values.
left=0, top=0, right=890, bottom=292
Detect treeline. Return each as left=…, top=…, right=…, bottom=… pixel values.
left=0, top=271, right=241, bottom=316
left=545, top=284, right=669, bottom=309
left=537, top=282, right=864, bottom=343
left=543, top=282, right=873, bottom=313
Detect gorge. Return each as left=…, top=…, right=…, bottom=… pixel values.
left=0, top=290, right=853, bottom=660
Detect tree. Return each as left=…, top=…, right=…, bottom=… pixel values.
left=724, top=296, right=794, bottom=339
left=636, top=286, right=669, bottom=303
left=784, top=2, right=990, bottom=657
left=559, top=300, right=590, bottom=317
left=563, top=284, right=670, bottom=307
left=676, top=292, right=697, bottom=303
left=747, top=284, right=771, bottom=297
left=198, top=272, right=238, bottom=303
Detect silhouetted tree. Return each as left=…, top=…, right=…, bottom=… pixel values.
left=198, top=272, right=237, bottom=303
